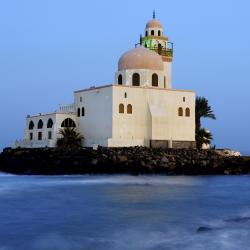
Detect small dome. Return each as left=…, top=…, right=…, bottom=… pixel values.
left=146, top=19, right=163, bottom=29
left=118, top=47, right=164, bottom=71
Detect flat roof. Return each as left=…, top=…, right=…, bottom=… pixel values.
left=74, top=84, right=195, bottom=93
left=26, top=112, right=75, bottom=118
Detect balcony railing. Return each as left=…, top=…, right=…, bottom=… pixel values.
left=150, top=47, right=173, bottom=57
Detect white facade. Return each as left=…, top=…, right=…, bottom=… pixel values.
left=15, top=15, right=196, bottom=149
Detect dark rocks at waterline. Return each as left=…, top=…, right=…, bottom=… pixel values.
left=0, top=147, right=250, bottom=175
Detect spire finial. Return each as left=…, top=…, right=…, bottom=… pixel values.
left=153, top=10, right=156, bottom=19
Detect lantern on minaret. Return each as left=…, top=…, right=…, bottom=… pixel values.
left=141, top=11, right=173, bottom=88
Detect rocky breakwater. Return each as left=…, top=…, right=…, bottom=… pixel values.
left=0, top=147, right=250, bottom=175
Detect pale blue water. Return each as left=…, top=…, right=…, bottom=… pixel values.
left=0, top=174, right=250, bottom=250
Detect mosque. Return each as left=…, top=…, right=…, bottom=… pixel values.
left=15, top=13, right=196, bottom=149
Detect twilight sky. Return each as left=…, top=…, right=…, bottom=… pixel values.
left=0, top=0, right=249, bottom=154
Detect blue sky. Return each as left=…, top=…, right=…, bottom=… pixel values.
left=0, top=0, right=249, bottom=154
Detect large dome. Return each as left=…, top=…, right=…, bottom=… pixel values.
left=146, top=19, right=163, bottom=29
left=118, top=47, right=164, bottom=71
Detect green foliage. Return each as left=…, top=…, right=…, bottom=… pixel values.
left=195, top=96, right=216, bottom=149
left=195, top=96, right=216, bottom=131
left=196, top=128, right=213, bottom=149
left=56, top=127, right=84, bottom=150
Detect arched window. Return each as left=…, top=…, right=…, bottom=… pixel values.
left=158, top=30, right=161, bottom=36
left=119, top=104, right=124, bottom=113
left=178, top=107, right=183, bottom=117
left=47, top=118, right=53, bottom=128
left=127, top=104, right=132, bottom=114
left=61, top=118, right=76, bottom=128
left=37, top=119, right=43, bottom=129
left=29, top=121, right=34, bottom=130
left=152, top=73, right=158, bottom=87
left=118, top=74, right=123, bottom=85
left=77, top=108, right=80, bottom=117
left=132, top=73, right=140, bottom=86
left=185, top=108, right=190, bottom=117
left=151, top=30, right=154, bottom=36
left=145, top=31, right=148, bottom=36
left=82, top=107, right=85, bottom=116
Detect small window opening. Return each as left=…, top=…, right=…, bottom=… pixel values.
left=127, top=104, right=132, bottom=114
left=48, top=131, right=52, bottom=140
left=124, top=92, right=127, bottom=98
left=119, top=104, right=124, bottom=113
left=185, top=108, right=190, bottom=117
left=29, top=133, right=33, bottom=140
left=82, top=107, right=85, bottom=116
left=77, top=108, right=80, bottom=117
left=151, top=30, right=154, bottom=36
left=118, top=74, right=123, bottom=85
left=38, top=132, right=42, bottom=140
left=178, top=107, right=183, bottom=117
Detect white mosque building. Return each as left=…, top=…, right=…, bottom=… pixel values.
left=15, top=14, right=196, bottom=149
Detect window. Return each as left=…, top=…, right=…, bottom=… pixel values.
left=119, top=104, right=124, bottom=113
left=151, top=30, right=154, bottom=36
left=185, top=108, right=190, bottom=117
left=61, top=118, right=76, bottom=128
left=178, top=107, right=183, bottom=117
left=132, top=73, right=140, bottom=86
left=37, top=119, right=43, bottom=129
left=48, top=131, right=52, bottom=140
left=118, top=74, right=123, bottom=85
left=158, top=30, right=161, bottom=36
left=124, top=92, right=127, bottom=98
left=80, top=97, right=82, bottom=102
left=77, top=108, right=80, bottom=117
left=145, top=31, right=148, bottom=36
left=29, top=121, right=34, bottom=130
left=183, top=97, right=186, bottom=102
left=164, top=76, right=166, bottom=88
left=29, top=133, right=33, bottom=140
left=47, top=118, right=53, bottom=128
left=127, top=104, right=132, bottom=114
left=38, top=132, right=42, bottom=140
left=82, top=107, right=85, bottom=116
left=152, top=73, right=158, bottom=87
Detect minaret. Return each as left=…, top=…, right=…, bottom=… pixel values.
left=140, top=12, right=173, bottom=88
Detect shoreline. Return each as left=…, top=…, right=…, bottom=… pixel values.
left=0, top=147, right=249, bottom=175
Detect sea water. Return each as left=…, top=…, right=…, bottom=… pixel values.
left=0, top=174, right=250, bottom=250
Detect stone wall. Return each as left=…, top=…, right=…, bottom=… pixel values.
left=0, top=147, right=249, bottom=175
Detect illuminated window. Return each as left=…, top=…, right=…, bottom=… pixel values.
left=152, top=73, right=158, bottom=87
left=178, top=107, right=183, bottom=117
left=132, top=73, right=140, bottom=86
left=119, top=104, right=124, bottom=113
left=127, top=104, right=132, bottom=114
left=185, top=108, right=190, bottom=117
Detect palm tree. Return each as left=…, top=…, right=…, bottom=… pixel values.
left=195, top=96, right=216, bottom=131
left=56, top=127, right=84, bottom=149
left=196, top=128, right=213, bottom=149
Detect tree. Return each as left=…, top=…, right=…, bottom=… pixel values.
left=195, top=96, right=216, bottom=131
left=196, top=128, right=213, bottom=149
left=56, top=127, right=84, bottom=149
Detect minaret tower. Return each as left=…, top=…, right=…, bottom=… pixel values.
left=140, top=11, right=173, bottom=88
